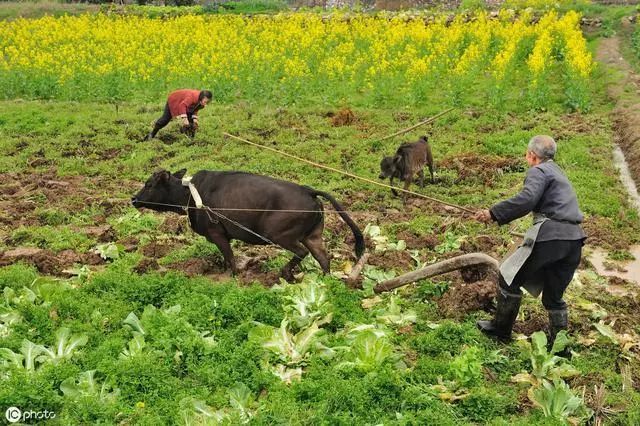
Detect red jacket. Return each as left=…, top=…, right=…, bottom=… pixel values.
left=167, top=89, right=202, bottom=118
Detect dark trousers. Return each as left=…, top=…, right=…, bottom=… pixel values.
left=150, top=102, right=173, bottom=137
left=499, top=239, right=583, bottom=311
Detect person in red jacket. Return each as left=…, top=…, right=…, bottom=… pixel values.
left=145, top=89, right=212, bottom=140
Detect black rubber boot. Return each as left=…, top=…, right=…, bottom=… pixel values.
left=477, top=288, right=522, bottom=342
left=145, top=125, right=161, bottom=141
left=547, top=309, right=569, bottom=355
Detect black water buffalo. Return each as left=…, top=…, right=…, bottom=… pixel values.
left=379, top=135, right=435, bottom=197
left=131, top=169, right=365, bottom=281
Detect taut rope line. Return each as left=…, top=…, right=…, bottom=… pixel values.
left=222, top=132, right=475, bottom=214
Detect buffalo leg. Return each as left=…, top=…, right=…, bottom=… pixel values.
left=280, top=242, right=309, bottom=282
left=205, top=229, right=236, bottom=274
left=402, top=177, right=412, bottom=202
left=302, top=227, right=330, bottom=274
left=389, top=177, right=398, bottom=196
left=418, top=170, right=425, bottom=188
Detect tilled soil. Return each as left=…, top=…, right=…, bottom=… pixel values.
left=439, top=153, right=525, bottom=186
left=0, top=169, right=135, bottom=233
left=368, top=250, right=415, bottom=271
left=0, top=247, right=104, bottom=275
left=437, top=279, right=497, bottom=319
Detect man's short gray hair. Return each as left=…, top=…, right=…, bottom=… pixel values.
left=528, top=135, right=556, bottom=160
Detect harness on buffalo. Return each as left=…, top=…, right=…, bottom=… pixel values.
left=180, top=177, right=286, bottom=250
left=182, top=176, right=204, bottom=209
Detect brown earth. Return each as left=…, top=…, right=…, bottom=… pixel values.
left=330, top=108, right=356, bottom=127
left=397, top=230, right=439, bottom=250
left=0, top=169, right=135, bottom=233
left=134, top=258, right=160, bottom=274
left=437, top=279, right=497, bottom=319
left=141, top=241, right=174, bottom=259
left=582, top=215, right=637, bottom=249
left=513, top=310, right=548, bottom=336
left=460, top=234, right=503, bottom=258
left=368, top=250, right=415, bottom=271
left=0, top=247, right=104, bottom=276
left=79, top=225, right=115, bottom=242
left=439, top=153, right=525, bottom=186
left=459, top=263, right=494, bottom=283
left=167, top=258, right=225, bottom=277
left=158, top=216, right=189, bottom=234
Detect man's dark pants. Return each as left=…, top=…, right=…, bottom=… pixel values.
left=499, top=239, right=584, bottom=310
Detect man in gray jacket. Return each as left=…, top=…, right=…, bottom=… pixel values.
left=474, top=135, right=586, bottom=345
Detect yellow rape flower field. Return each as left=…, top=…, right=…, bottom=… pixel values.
left=0, top=10, right=593, bottom=109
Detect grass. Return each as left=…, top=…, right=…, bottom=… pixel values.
left=0, top=1, right=99, bottom=21
left=1, top=3, right=640, bottom=425
left=0, top=1, right=289, bottom=21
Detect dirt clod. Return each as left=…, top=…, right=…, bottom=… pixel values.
left=82, top=225, right=115, bottom=242
left=142, top=241, right=172, bottom=258
left=134, top=258, right=160, bottom=274
left=460, top=235, right=501, bottom=256
left=368, top=250, right=415, bottom=271
left=437, top=279, right=497, bottom=319
left=159, top=216, right=188, bottom=234
left=440, top=154, right=524, bottom=186
left=167, top=258, right=223, bottom=277
left=459, top=264, right=492, bottom=283
left=331, top=108, right=356, bottom=127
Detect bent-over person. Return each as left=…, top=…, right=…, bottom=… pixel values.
left=145, top=89, right=212, bottom=140
left=474, top=135, right=586, bottom=346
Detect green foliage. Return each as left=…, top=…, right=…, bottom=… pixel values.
left=412, top=321, right=480, bottom=356
left=0, top=327, right=87, bottom=373
left=60, top=370, right=120, bottom=403
left=109, top=211, right=161, bottom=238
left=281, top=275, right=333, bottom=329
left=0, top=264, right=39, bottom=290
left=100, top=1, right=288, bottom=19
left=459, top=0, right=486, bottom=11
left=38, top=327, right=89, bottom=364
left=375, top=295, right=417, bottom=327
left=36, top=208, right=69, bottom=226
left=435, top=231, right=464, bottom=254
left=249, top=318, right=334, bottom=383
left=457, top=387, right=513, bottom=422
left=10, top=225, right=94, bottom=252
left=0, top=305, right=21, bottom=338
left=607, top=249, right=635, bottom=261
left=513, top=331, right=578, bottom=385
left=530, top=379, right=592, bottom=422
left=364, top=224, right=407, bottom=252
left=93, top=242, right=124, bottom=261
left=449, top=346, right=484, bottom=387
left=361, top=265, right=396, bottom=296
left=337, top=327, right=400, bottom=373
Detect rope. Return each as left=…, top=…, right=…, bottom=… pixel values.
left=375, top=108, right=455, bottom=143
left=223, top=132, right=475, bottom=214
left=181, top=197, right=306, bottom=261
left=135, top=200, right=377, bottom=215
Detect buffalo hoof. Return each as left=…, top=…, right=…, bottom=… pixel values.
left=281, top=268, right=295, bottom=283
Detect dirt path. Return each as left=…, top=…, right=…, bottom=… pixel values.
left=591, top=31, right=640, bottom=285
left=596, top=32, right=640, bottom=200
